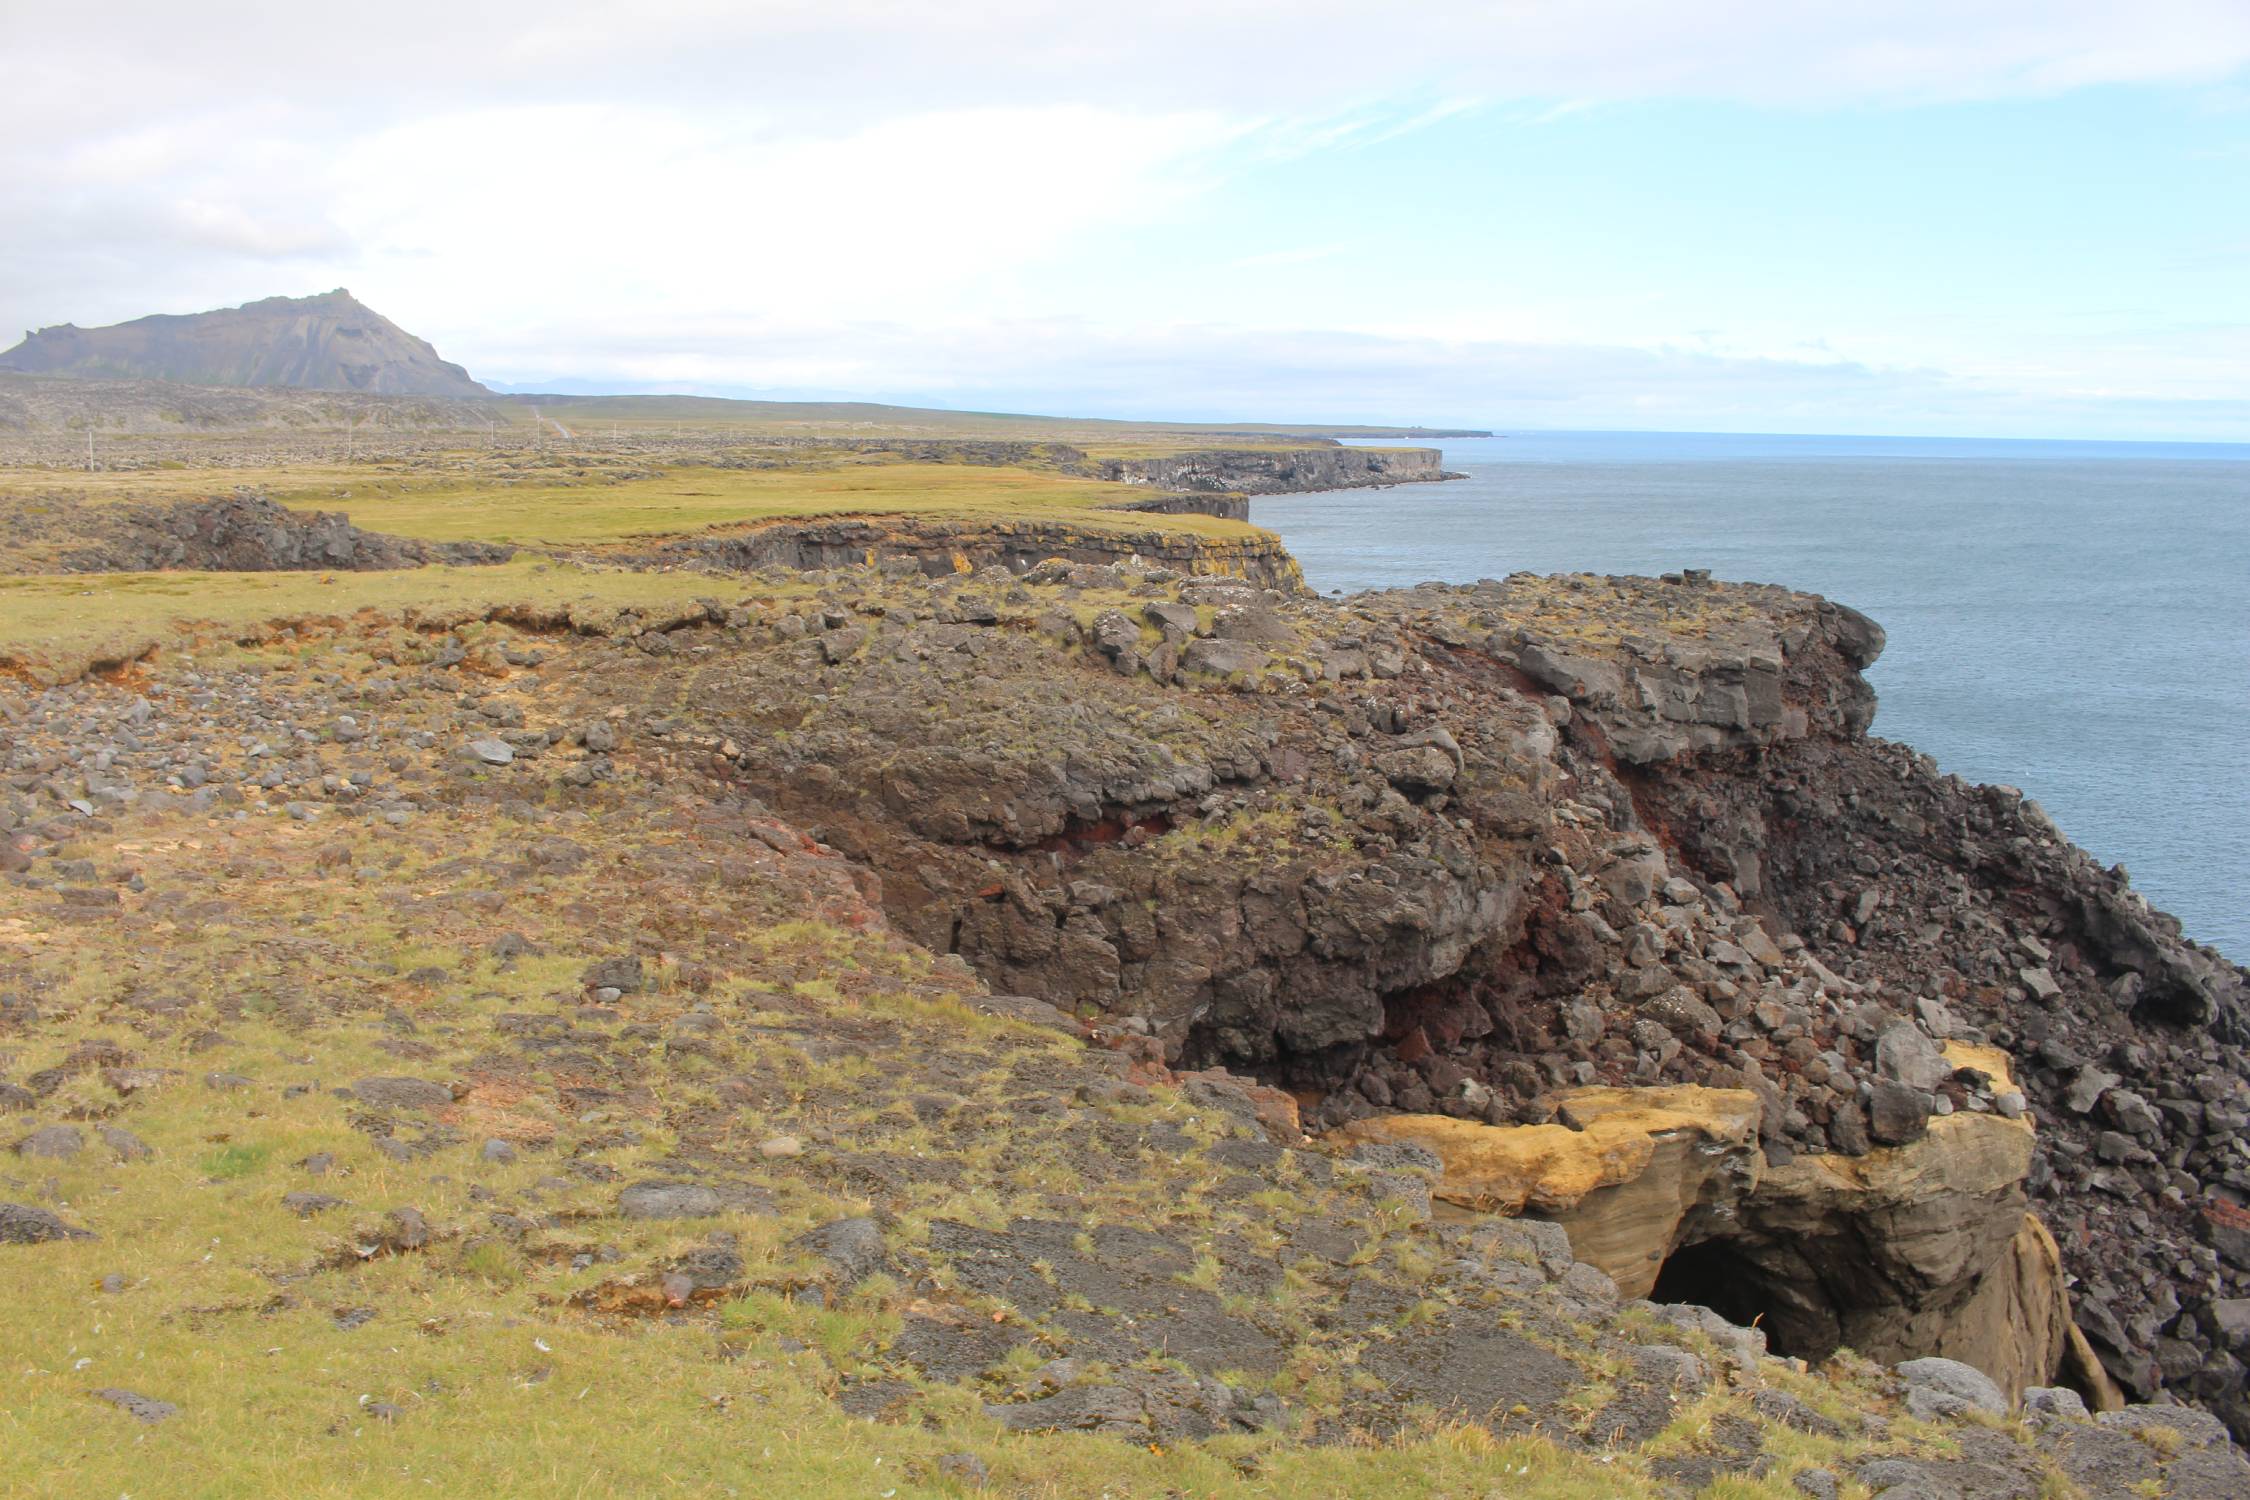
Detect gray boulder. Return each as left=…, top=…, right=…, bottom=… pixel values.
left=798, top=1216, right=886, bottom=1286
left=1868, top=1080, right=1932, bottom=1146
left=1, top=1201, right=95, bottom=1244
left=1181, top=638, right=1267, bottom=677
left=1897, top=1355, right=2006, bottom=1417
left=1875, top=1022, right=1951, bottom=1091
left=2022, top=1386, right=2088, bottom=1420
left=618, top=1181, right=721, bottom=1220
left=580, top=955, right=645, bottom=994
left=352, top=1076, right=453, bottom=1112
left=14, top=1125, right=85, bottom=1159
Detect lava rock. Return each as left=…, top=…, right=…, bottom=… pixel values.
left=1868, top=1080, right=1932, bottom=1146
left=0, top=1201, right=95, bottom=1244
left=1897, top=1356, right=2007, bottom=1418
left=617, top=1181, right=721, bottom=1220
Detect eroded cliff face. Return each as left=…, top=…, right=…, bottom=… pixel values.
left=12, top=492, right=514, bottom=574
left=1087, top=445, right=1451, bottom=493
left=609, top=514, right=1301, bottom=588
left=510, top=556, right=2247, bottom=1435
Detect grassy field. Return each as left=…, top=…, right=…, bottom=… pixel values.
left=0, top=558, right=767, bottom=677
left=266, top=458, right=1253, bottom=548
left=1, top=448, right=1263, bottom=552
left=0, top=643, right=1745, bottom=1500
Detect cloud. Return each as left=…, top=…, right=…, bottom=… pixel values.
left=10, top=2, right=2249, bottom=127
left=3, top=3, right=2245, bottom=438
left=460, top=314, right=2250, bottom=439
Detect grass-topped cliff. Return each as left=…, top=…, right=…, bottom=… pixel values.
left=3, top=406, right=2246, bottom=1499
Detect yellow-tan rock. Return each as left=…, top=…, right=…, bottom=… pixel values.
left=1336, top=1085, right=1760, bottom=1222
left=1344, top=1048, right=2087, bottom=1403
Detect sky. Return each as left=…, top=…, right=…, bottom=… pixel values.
left=5, top=1, right=2249, bottom=438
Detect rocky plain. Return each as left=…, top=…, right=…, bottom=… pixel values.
left=1, top=408, right=2247, bottom=1498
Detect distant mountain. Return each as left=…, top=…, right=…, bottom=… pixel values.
left=0, top=290, right=489, bottom=398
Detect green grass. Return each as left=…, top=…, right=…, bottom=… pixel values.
left=257, top=457, right=1254, bottom=548
left=0, top=556, right=790, bottom=676
left=0, top=741, right=1685, bottom=1500
left=197, top=1142, right=273, bottom=1180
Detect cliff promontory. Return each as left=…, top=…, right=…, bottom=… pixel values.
left=1085, top=444, right=1453, bottom=493
left=650, top=562, right=2248, bottom=1438
left=3, top=419, right=2246, bottom=1494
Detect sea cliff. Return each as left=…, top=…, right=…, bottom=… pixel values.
left=4, top=442, right=2247, bottom=1492
left=1085, top=443, right=1452, bottom=492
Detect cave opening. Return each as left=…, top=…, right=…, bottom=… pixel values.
left=1648, top=1238, right=1807, bottom=1360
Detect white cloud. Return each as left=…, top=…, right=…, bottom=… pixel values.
left=330, top=104, right=1237, bottom=323
left=10, top=2, right=2249, bottom=124
left=2, top=2, right=2246, bottom=436
left=465, top=314, right=2250, bottom=439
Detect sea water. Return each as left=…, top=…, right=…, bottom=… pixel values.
left=1256, top=432, right=2250, bottom=960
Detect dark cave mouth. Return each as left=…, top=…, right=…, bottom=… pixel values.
left=1648, top=1237, right=1815, bottom=1361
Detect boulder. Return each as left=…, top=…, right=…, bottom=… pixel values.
left=1897, top=1356, right=2007, bottom=1418
left=1599, top=849, right=1669, bottom=907
left=352, top=1076, right=454, bottom=1112
left=1867, top=1080, right=1931, bottom=1146
left=617, top=1181, right=722, bottom=1220
left=580, top=955, right=645, bottom=994
left=14, top=1124, right=85, bottom=1159
left=798, top=1216, right=886, bottom=1287
left=1875, top=1022, right=1951, bottom=1091
left=1373, top=745, right=1456, bottom=795
left=1181, top=638, right=1267, bottom=677
left=0, top=1201, right=95, bottom=1244
left=1141, top=601, right=1199, bottom=636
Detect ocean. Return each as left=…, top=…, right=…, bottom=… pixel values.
left=1256, top=432, right=2250, bottom=961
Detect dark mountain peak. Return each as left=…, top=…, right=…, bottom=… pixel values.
left=0, top=291, right=489, bottom=398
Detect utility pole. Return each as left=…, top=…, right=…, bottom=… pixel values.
left=85, top=426, right=94, bottom=472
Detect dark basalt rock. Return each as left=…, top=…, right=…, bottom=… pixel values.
left=639, top=563, right=2246, bottom=1434
left=1, top=1202, right=95, bottom=1244
left=50, top=493, right=511, bottom=575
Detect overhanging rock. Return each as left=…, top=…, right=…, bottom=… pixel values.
left=1338, top=1045, right=2103, bottom=1405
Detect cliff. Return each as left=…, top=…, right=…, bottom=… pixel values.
left=1340, top=1046, right=2115, bottom=1406
left=0, top=290, right=490, bottom=397
left=5, top=465, right=2249, bottom=1492
left=604, top=510, right=1302, bottom=588
left=5, top=492, right=512, bottom=575
left=624, top=562, right=2247, bottom=1438
left=1086, top=444, right=1452, bottom=493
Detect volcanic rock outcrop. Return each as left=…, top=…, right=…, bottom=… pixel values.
left=1085, top=444, right=1451, bottom=493
left=611, top=513, right=1301, bottom=589
left=1340, top=1046, right=2112, bottom=1404
left=6, top=534, right=2249, bottom=1490
left=18, top=492, right=512, bottom=574
left=612, top=560, right=2248, bottom=1434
